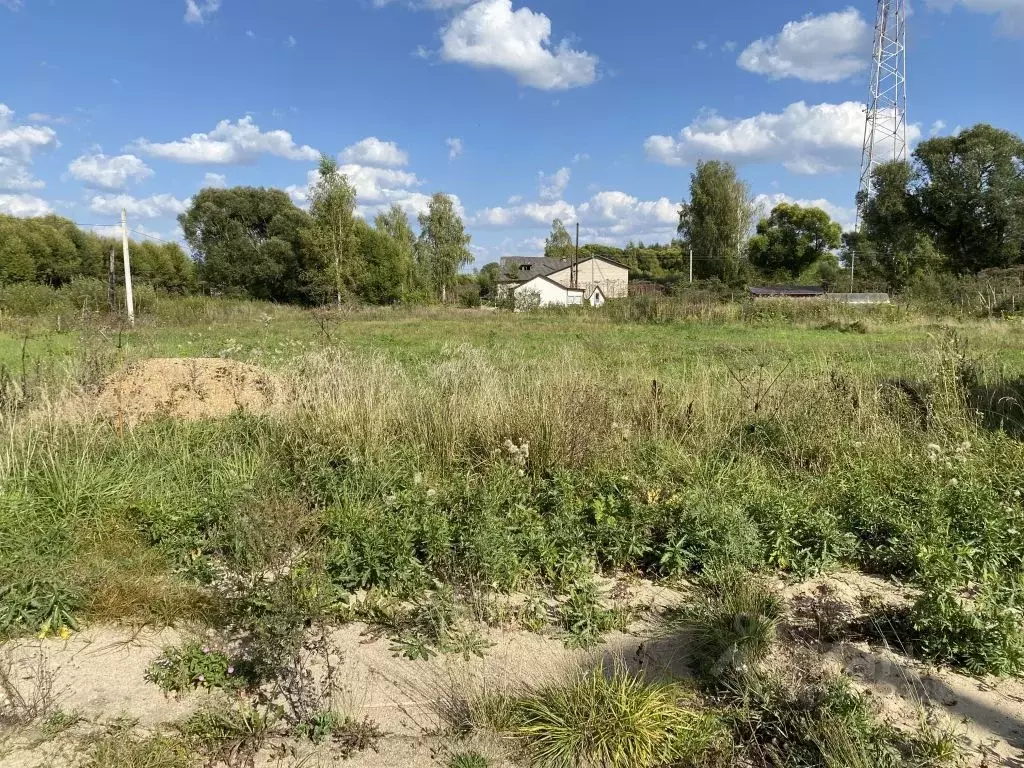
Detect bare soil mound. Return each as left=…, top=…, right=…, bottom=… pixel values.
left=92, top=357, right=285, bottom=425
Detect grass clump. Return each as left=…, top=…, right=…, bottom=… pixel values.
left=669, top=568, right=783, bottom=680
left=86, top=728, right=193, bottom=768
left=448, top=751, right=491, bottom=768
left=0, top=578, right=80, bottom=639
left=146, top=640, right=239, bottom=693
left=502, top=664, right=727, bottom=768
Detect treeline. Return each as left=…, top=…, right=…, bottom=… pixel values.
left=0, top=214, right=195, bottom=292
left=180, top=156, right=471, bottom=305
left=536, top=122, right=1022, bottom=295
left=850, top=124, right=1024, bottom=290
left=0, top=155, right=473, bottom=308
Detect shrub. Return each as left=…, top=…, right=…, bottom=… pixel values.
left=905, top=583, right=1024, bottom=676
left=508, top=664, right=727, bottom=768
left=449, top=751, right=490, bottom=768
left=146, top=640, right=239, bottom=693
left=179, top=700, right=275, bottom=768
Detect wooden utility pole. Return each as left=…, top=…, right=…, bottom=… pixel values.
left=107, top=247, right=116, bottom=311
left=120, top=208, right=135, bottom=326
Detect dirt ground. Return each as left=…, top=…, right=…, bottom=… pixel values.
left=80, top=357, right=285, bottom=426
left=2, top=574, right=1023, bottom=768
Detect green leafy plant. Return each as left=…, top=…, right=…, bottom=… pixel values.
left=557, top=582, right=630, bottom=649
left=146, top=640, right=239, bottom=693
left=0, top=579, right=80, bottom=639
left=179, top=700, right=276, bottom=768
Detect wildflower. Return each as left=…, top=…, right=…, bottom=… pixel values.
left=202, top=646, right=210, bottom=654
left=227, top=666, right=234, bottom=675
left=196, top=674, right=205, bottom=683
left=58, top=626, right=72, bottom=641
left=426, top=488, right=437, bottom=498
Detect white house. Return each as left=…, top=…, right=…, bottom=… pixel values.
left=497, top=255, right=629, bottom=308
left=511, top=274, right=585, bottom=309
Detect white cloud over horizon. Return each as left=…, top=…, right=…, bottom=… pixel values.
left=341, top=137, right=408, bottom=167
left=184, top=0, right=220, bottom=24
left=925, top=0, right=1024, bottom=36
left=68, top=152, right=154, bottom=190
left=538, top=166, right=570, bottom=200
left=89, top=193, right=191, bottom=219
left=130, top=116, right=318, bottom=165
left=0, top=193, right=51, bottom=217
left=645, top=101, right=922, bottom=175
left=738, top=8, right=870, bottom=83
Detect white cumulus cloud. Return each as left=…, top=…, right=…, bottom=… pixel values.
left=926, top=0, right=1024, bottom=36
left=0, top=157, right=44, bottom=192
left=185, top=0, right=220, bottom=24
left=89, top=193, right=190, bottom=219
left=130, top=116, right=318, bottom=165
left=0, top=193, right=50, bottom=217
left=538, top=167, right=571, bottom=201
left=340, top=137, right=408, bottom=168
left=644, top=101, right=921, bottom=175
left=0, top=104, right=58, bottom=162
left=446, top=137, right=464, bottom=160
left=440, top=0, right=598, bottom=90
left=753, top=193, right=857, bottom=232
left=738, top=8, right=870, bottom=83
left=203, top=172, right=227, bottom=188
left=68, top=152, right=154, bottom=190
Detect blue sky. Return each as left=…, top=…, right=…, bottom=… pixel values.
left=1, top=0, right=1022, bottom=265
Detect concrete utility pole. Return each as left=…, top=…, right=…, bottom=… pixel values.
left=107, top=247, right=116, bottom=311
left=689, top=247, right=694, bottom=284
left=120, top=208, right=135, bottom=326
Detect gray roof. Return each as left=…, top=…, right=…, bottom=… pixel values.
left=499, top=256, right=571, bottom=282
left=749, top=285, right=827, bottom=297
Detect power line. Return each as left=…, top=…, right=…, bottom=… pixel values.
left=128, top=228, right=180, bottom=245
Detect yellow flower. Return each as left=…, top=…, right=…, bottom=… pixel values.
left=59, top=625, right=73, bottom=641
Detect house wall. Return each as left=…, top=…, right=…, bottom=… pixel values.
left=514, top=277, right=582, bottom=308
left=548, top=259, right=629, bottom=299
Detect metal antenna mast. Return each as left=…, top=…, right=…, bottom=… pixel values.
left=857, top=0, right=907, bottom=213
left=853, top=0, right=907, bottom=288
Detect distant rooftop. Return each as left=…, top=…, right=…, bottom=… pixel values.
left=498, top=256, right=571, bottom=282
left=749, top=285, right=827, bottom=298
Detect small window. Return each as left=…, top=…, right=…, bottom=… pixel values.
left=520, top=264, right=531, bottom=272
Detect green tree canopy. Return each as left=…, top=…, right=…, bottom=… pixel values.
left=179, top=186, right=310, bottom=301
left=417, top=193, right=472, bottom=302
left=913, top=124, right=1024, bottom=273
left=304, top=154, right=359, bottom=305
left=678, top=160, right=757, bottom=285
left=374, top=204, right=418, bottom=297
left=747, top=202, right=842, bottom=279
left=855, top=160, right=942, bottom=289
left=544, top=218, right=574, bottom=261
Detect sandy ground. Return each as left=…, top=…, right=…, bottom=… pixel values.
left=2, top=574, right=1023, bottom=767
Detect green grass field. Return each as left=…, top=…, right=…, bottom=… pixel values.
left=2, top=297, right=1023, bottom=767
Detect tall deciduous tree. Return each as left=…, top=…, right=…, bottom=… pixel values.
left=856, top=160, right=941, bottom=289
left=375, top=204, right=418, bottom=297
left=544, top=218, right=574, bottom=261
left=678, top=160, right=757, bottom=284
left=913, top=124, right=1024, bottom=273
left=304, top=154, right=358, bottom=306
left=179, top=187, right=309, bottom=301
left=417, top=193, right=472, bottom=302
left=747, top=202, right=842, bottom=279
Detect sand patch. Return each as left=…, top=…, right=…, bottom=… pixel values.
left=88, top=358, right=285, bottom=426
